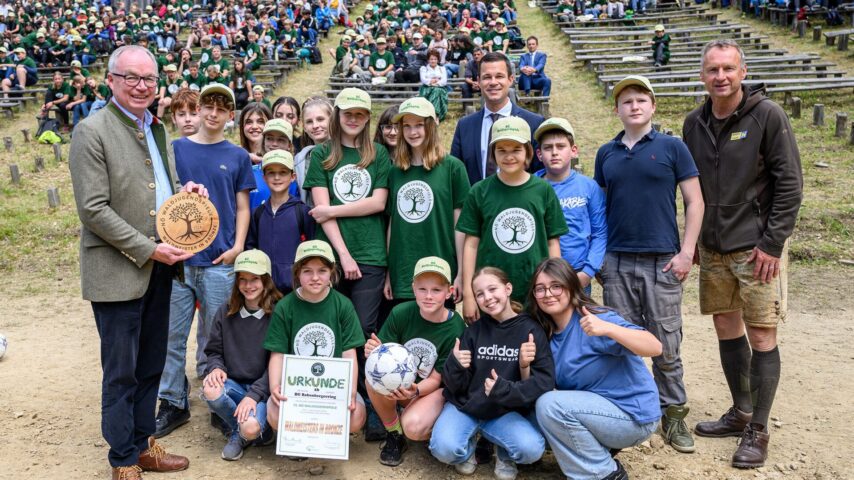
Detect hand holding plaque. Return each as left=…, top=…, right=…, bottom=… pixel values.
left=156, top=192, right=219, bottom=253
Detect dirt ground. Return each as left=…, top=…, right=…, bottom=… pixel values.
left=1, top=264, right=853, bottom=480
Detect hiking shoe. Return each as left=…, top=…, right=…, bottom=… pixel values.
left=364, top=402, right=386, bottom=442
left=695, top=406, right=752, bottom=438
left=661, top=404, right=695, bottom=453
left=153, top=400, right=190, bottom=438
left=732, top=423, right=770, bottom=469
left=493, top=456, right=518, bottom=480
left=379, top=430, right=408, bottom=466
left=221, top=433, right=249, bottom=461
left=455, top=453, right=477, bottom=475
left=603, top=459, right=629, bottom=480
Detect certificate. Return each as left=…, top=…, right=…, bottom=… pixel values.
left=276, top=355, right=353, bottom=460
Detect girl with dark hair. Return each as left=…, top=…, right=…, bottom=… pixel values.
left=419, top=49, right=448, bottom=121
left=239, top=102, right=273, bottom=209
left=272, top=96, right=303, bottom=151
left=528, top=257, right=661, bottom=480
left=373, top=105, right=399, bottom=152
left=229, top=58, right=255, bottom=109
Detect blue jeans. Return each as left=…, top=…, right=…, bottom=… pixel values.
left=429, top=402, right=545, bottom=465
left=88, top=99, right=107, bottom=117
left=73, top=100, right=92, bottom=125
left=204, top=379, right=268, bottom=437
left=631, top=0, right=647, bottom=11
left=536, top=391, right=657, bottom=479
left=445, top=63, right=460, bottom=78
left=158, top=263, right=234, bottom=409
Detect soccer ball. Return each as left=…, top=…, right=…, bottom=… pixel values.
left=365, top=343, right=417, bottom=395
left=0, top=333, right=6, bottom=360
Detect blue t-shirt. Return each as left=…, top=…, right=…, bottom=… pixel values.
left=594, top=129, right=698, bottom=253
left=174, top=137, right=256, bottom=266
left=536, top=169, right=608, bottom=278
left=249, top=163, right=301, bottom=211
left=550, top=309, right=660, bottom=424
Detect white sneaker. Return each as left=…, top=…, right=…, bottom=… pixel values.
left=494, top=457, right=518, bottom=480
left=454, top=453, right=477, bottom=475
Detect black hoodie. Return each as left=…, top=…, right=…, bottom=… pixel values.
left=682, top=84, right=802, bottom=257
left=442, top=313, right=555, bottom=420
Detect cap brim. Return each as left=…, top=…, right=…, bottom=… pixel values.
left=534, top=124, right=574, bottom=144
left=414, top=268, right=452, bottom=284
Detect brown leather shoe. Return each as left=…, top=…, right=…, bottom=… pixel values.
left=111, top=465, right=142, bottom=480
left=732, top=423, right=770, bottom=468
left=695, top=406, right=752, bottom=438
left=137, top=437, right=189, bottom=473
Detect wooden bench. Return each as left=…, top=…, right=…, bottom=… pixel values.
left=824, top=28, right=854, bottom=50
left=607, top=77, right=854, bottom=98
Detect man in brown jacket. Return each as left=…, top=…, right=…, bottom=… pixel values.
left=70, top=45, right=206, bottom=480
left=682, top=39, right=803, bottom=469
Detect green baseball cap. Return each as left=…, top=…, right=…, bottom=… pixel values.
left=263, top=118, right=293, bottom=141
left=233, top=249, right=272, bottom=276
left=334, top=87, right=371, bottom=111
left=612, top=75, right=655, bottom=104
left=413, top=256, right=452, bottom=284
left=163, top=63, right=177, bottom=72
left=200, top=83, right=236, bottom=109
left=393, top=97, right=436, bottom=123
left=262, top=149, right=295, bottom=171
left=376, top=36, right=387, bottom=44
left=534, top=117, right=576, bottom=144
left=489, top=116, right=531, bottom=146
left=13, top=47, right=26, bottom=54
left=295, top=240, right=336, bottom=264
left=654, top=24, right=665, bottom=31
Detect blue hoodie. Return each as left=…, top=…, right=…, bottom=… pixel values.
left=536, top=168, right=607, bottom=278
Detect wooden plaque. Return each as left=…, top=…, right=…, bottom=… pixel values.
left=156, top=192, right=220, bottom=253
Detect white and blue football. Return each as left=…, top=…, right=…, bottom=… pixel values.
left=365, top=342, right=417, bottom=395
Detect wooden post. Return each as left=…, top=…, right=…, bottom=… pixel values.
left=813, top=26, right=822, bottom=41
left=10, top=164, right=21, bottom=184
left=3, top=136, right=12, bottom=152
left=813, top=104, right=825, bottom=126
left=34, top=156, right=45, bottom=172
left=836, top=113, right=849, bottom=138
left=538, top=101, right=551, bottom=119
left=53, top=144, right=63, bottom=163
left=21, top=128, right=30, bottom=143
left=784, top=91, right=793, bottom=106
left=798, top=20, right=807, bottom=38
left=850, top=123, right=854, bottom=145
left=838, top=34, right=849, bottom=52
left=47, top=187, right=60, bottom=209
left=792, top=97, right=802, bottom=119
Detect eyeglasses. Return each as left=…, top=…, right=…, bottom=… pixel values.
left=533, top=284, right=564, bottom=298
left=381, top=125, right=399, bottom=133
left=111, top=72, right=159, bottom=88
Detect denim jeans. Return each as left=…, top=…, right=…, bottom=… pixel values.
left=536, top=391, right=657, bottom=479
left=204, top=379, right=268, bottom=437
left=88, top=99, right=107, bottom=117
left=429, top=402, right=545, bottom=465
left=158, top=263, right=234, bottom=409
left=73, top=100, right=92, bottom=125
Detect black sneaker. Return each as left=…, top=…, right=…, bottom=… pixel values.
left=603, top=459, right=629, bottom=480
left=364, top=402, right=386, bottom=442
left=254, top=427, right=276, bottom=447
left=475, top=436, right=494, bottom=465
left=379, top=431, right=408, bottom=466
left=153, top=400, right=190, bottom=438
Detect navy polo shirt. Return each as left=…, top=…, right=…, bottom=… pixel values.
left=594, top=129, right=698, bottom=254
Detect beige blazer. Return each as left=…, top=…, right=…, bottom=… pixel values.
left=70, top=102, right=182, bottom=302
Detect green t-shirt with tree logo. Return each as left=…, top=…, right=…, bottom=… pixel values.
left=264, top=289, right=365, bottom=357
left=378, top=301, right=465, bottom=380
left=456, top=174, right=568, bottom=302
left=304, top=142, right=391, bottom=267
left=369, top=50, right=394, bottom=72
left=387, top=155, right=469, bottom=299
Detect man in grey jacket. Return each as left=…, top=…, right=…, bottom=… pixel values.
left=682, top=39, right=803, bottom=470
left=70, top=45, right=205, bottom=480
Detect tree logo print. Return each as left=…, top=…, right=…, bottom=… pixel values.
left=396, top=180, right=434, bottom=224
left=168, top=203, right=205, bottom=241
left=404, top=338, right=438, bottom=379
left=294, top=323, right=336, bottom=357
left=492, top=208, right=537, bottom=254
left=332, top=164, right=372, bottom=203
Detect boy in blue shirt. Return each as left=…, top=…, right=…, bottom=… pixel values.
left=156, top=83, right=257, bottom=437
left=534, top=117, right=607, bottom=295
left=594, top=75, right=704, bottom=455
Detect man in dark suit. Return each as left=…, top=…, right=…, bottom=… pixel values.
left=518, top=36, right=552, bottom=96
left=451, top=52, right=545, bottom=185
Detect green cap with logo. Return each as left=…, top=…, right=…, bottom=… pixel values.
left=534, top=117, right=576, bottom=144
left=200, top=83, right=236, bottom=109
left=393, top=96, right=436, bottom=123
left=612, top=75, right=655, bottom=105
left=334, top=87, right=371, bottom=111
left=233, top=249, right=272, bottom=276
left=489, top=116, right=531, bottom=146
left=413, top=256, right=452, bottom=284
left=295, top=240, right=336, bottom=264
left=262, top=150, right=295, bottom=172
left=263, top=118, right=293, bottom=141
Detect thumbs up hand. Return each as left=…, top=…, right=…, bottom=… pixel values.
left=364, top=332, right=381, bottom=358
left=452, top=337, right=471, bottom=369
left=484, top=369, right=499, bottom=396
left=579, top=306, right=612, bottom=337
left=519, top=332, right=536, bottom=369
